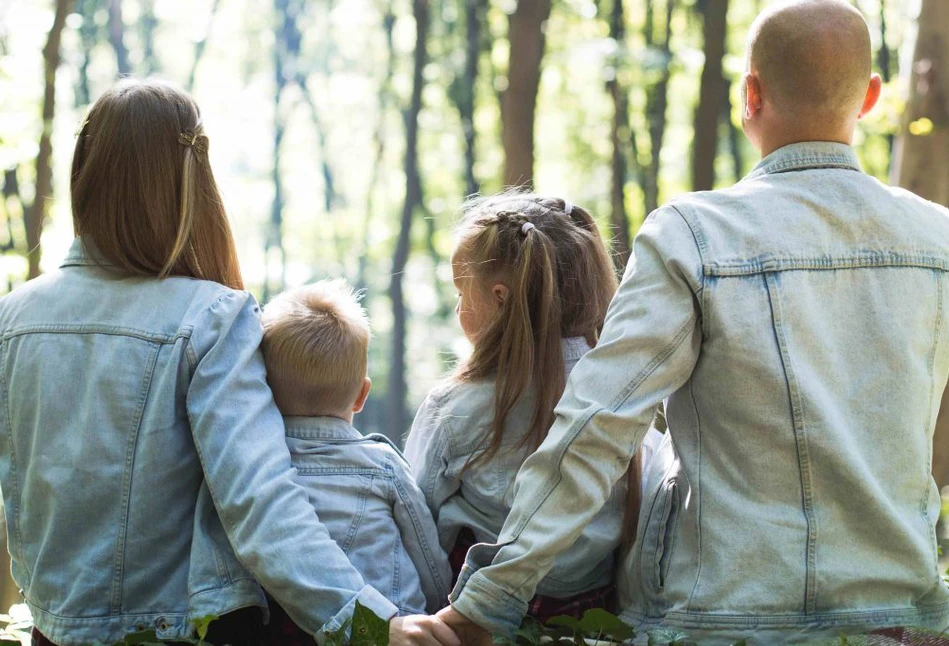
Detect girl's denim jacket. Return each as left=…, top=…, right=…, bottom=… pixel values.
left=404, top=338, right=626, bottom=598
left=283, top=415, right=451, bottom=614
left=0, top=239, right=398, bottom=645
left=449, top=143, right=949, bottom=641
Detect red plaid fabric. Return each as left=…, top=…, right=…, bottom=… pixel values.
left=448, top=528, right=617, bottom=624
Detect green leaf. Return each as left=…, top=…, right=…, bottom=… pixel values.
left=577, top=609, right=635, bottom=641
left=192, top=614, right=219, bottom=641
left=122, top=629, right=161, bottom=645
left=349, top=601, right=389, bottom=646
left=545, top=615, right=583, bottom=632
left=0, top=640, right=21, bottom=646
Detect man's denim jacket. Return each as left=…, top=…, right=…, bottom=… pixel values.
left=404, top=338, right=627, bottom=598
left=450, top=143, right=949, bottom=640
left=284, top=415, right=451, bottom=614
left=0, top=239, right=398, bottom=645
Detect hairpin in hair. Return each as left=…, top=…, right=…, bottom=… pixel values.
left=521, top=222, right=536, bottom=236
left=178, top=124, right=209, bottom=163
left=563, top=200, right=573, bottom=216
left=74, top=119, right=89, bottom=138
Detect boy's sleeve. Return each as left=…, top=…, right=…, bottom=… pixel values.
left=390, top=454, right=453, bottom=613
left=403, top=392, right=459, bottom=525
left=186, top=290, right=398, bottom=640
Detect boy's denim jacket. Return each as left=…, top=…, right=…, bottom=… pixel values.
left=0, top=239, right=398, bottom=645
left=404, top=338, right=626, bottom=598
left=450, top=143, right=949, bottom=639
left=283, top=415, right=451, bottom=614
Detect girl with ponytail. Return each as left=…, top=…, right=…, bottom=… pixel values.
left=405, top=192, right=663, bottom=621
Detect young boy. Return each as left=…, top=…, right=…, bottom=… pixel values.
left=260, top=280, right=451, bottom=624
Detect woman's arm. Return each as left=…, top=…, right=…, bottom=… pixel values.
left=186, top=290, right=456, bottom=645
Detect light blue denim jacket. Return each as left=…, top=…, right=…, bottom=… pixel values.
left=404, top=338, right=627, bottom=598
left=0, top=238, right=398, bottom=645
left=283, top=415, right=451, bottom=614
left=450, top=143, right=949, bottom=641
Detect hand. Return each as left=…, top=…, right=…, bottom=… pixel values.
left=435, top=606, right=492, bottom=646
left=389, top=615, right=461, bottom=646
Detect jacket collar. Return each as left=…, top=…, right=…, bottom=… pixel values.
left=60, top=237, right=113, bottom=268
left=744, top=142, right=862, bottom=181
left=283, top=415, right=362, bottom=441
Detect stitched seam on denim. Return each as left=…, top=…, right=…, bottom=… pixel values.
left=0, top=341, right=30, bottom=588
left=686, top=378, right=703, bottom=612
left=341, top=478, right=371, bottom=553
left=390, top=460, right=450, bottom=599
left=668, top=206, right=709, bottom=338
left=293, top=466, right=389, bottom=476
left=507, top=317, right=694, bottom=540
left=663, top=602, right=949, bottom=627
left=706, top=255, right=949, bottom=276
left=765, top=273, right=817, bottom=614
left=2, top=325, right=188, bottom=344
left=923, top=275, right=944, bottom=593
left=112, top=342, right=161, bottom=615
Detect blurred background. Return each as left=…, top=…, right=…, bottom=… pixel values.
left=0, top=0, right=947, bottom=446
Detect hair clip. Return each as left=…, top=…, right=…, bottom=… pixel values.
left=521, top=222, right=536, bottom=235
left=178, top=129, right=209, bottom=163
left=563, top=200, right=573, bottom=216
left=74, top=119, right=89, bottom=138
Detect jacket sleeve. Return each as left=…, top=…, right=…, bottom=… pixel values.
left=186, top=290, right=398, bottom=639
left=403, top=391, right=460, bottom=529
left=448, top=206, right=705, bottom=635
left=389, top=453, right=454, bottom=613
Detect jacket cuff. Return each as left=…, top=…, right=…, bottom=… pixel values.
left=315, top=586, right=399, bottom=644
left=449, top=568, right=528, bottom=637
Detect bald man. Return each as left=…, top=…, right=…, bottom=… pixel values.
left=436, top=1, right=949, bottom=644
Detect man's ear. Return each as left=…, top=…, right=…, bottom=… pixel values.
left=492, top=283, right=510, bottom=308
left=352, top=377, right=372, bottom=414
left=743, top=72, right=763, bottom=119
left=858, top=73, right=883, bottom=119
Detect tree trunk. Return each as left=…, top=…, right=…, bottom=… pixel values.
left=691, top=0, right=729, bottom=192
left=186, top=0, right=222, bottom=92
left=501, top=0, right=551, bottom=187
left=26, top=0, right=72, bottom=280
left=387, top=0, right=428, bottom=441
left=607, top=0, right=632, bottom=268
left=75, top=0, right=99, bottom=107
left=643, top=0, right=675, bottom=216
left=108, top=0, right=131, bottom=76
left=139, top=0, right=159, bottom=76
left=459, top=0, right=487, bottom=197
left=892, top=0, right=949, bottom=207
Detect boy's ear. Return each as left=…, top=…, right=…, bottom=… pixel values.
left=492, top=283, right=510, bottom=308
left=353, top=378, right=372, bottom=414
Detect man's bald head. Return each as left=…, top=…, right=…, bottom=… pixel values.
left=748, top=0, right=872, bottom=125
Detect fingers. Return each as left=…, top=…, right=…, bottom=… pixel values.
left=390, top=615, right=462, bottom=646
left=427, top=616, right=462, bottom=646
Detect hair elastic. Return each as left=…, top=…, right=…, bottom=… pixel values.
left=563, top=200, right=573, bottom=216
left=521, top=222, right=536, bottom=235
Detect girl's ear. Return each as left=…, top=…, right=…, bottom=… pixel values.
left=492, top=283, right=510, bottom=308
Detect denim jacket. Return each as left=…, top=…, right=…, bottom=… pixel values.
left=450, top=143, right=949, bottom=641
left=404, top=338, right=627, bottom=598
left=283, top=416, right=451, bottom=614
left=0, top=238, right=397, bottom=645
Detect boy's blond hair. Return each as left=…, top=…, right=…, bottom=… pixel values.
left=261, top=280, right=370, bottom=417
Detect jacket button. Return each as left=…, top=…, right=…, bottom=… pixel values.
left=156, top=617, right=169, bottom=630
left=135, top=623, right=146, bottom=631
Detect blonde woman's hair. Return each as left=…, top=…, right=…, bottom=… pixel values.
left=71, top=78, right=242, bottom=290
left=261, top=280, right=370, bottom=417
left=455, top=189, right=643, bottom=547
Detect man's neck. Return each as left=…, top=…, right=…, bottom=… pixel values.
left=757, top=129, right=855, bottom=159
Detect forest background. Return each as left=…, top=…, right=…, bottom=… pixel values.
left=2, top=0, right=948, bottom=447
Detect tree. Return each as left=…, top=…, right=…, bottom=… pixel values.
left=606, top=0, right=635, bottom=267
left=891, top=0, right=949, bottom=207
left=25, top=0, right=73, bottom=279
left=388, top=0, right=429, bottom=441
left=107, top=0, right=131, bottom=76
left=691, top=0, right=729, bottom=192
left=453, top=0, right=488, bottom=197
left=643, top=0, right=676, bottom=216
left=501, top=0, right=551, bottom=187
